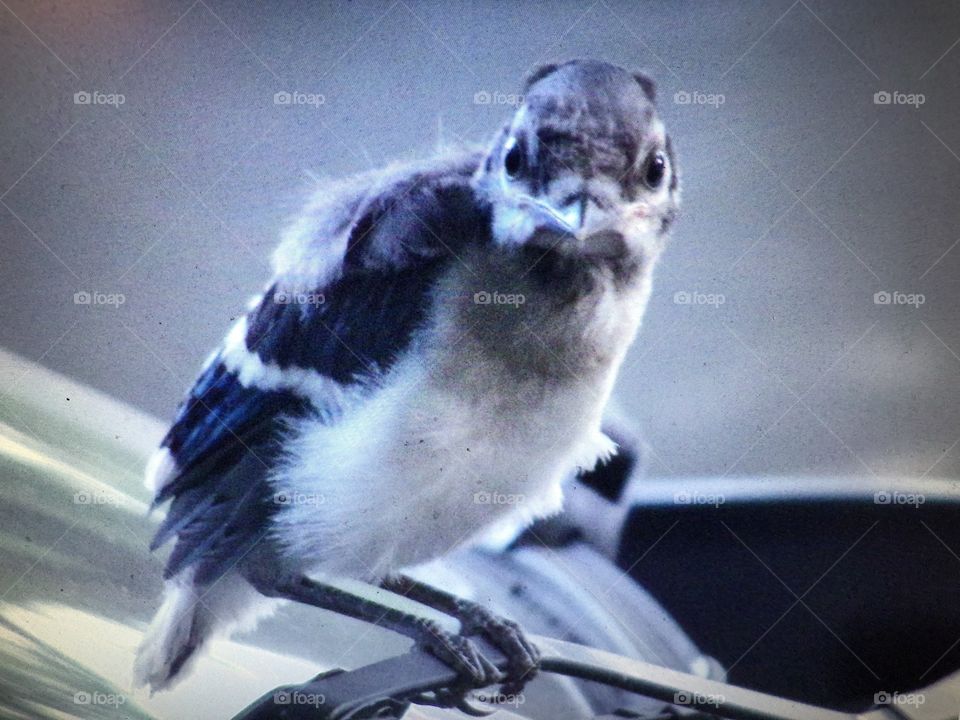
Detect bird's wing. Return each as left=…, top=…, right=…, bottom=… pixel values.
left=147, top=150, right=489, bottom=581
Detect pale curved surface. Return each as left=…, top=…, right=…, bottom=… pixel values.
left=0, top=349, right=408, bottom=719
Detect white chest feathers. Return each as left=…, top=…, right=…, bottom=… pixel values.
left=270, top=353, right=616, bottom=581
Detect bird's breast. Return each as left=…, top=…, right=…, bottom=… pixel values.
left=270, top=341, right=616, bottom=581
left=271, top=242, right=648, bottom=579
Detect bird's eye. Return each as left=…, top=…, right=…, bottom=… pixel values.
left=504, top=140, right=524, bottom=178
left=644, top=152, right=667, bottom=189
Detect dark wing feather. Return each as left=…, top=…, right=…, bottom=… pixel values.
left=248, top=158, right=490, bottom=383
left=150, top=364, right=308, bottom=535
left=247, top=264, right=447, bottom=385
left=149, top=152, right=491, bottom=582
left=153, top=361, right=307, bottom=508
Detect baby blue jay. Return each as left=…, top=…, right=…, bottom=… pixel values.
left=134, top=59, right=679, bottom=699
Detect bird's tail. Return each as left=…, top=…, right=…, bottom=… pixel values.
left=134, top=568, right=280, bottom=692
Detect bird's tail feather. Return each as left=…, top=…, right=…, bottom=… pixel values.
left=134, top=568, right=280, bottom=692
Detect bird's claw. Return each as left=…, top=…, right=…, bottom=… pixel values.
left=414, top=618, right=504, bottom=688
left=456, top=602, right=541, bottom=696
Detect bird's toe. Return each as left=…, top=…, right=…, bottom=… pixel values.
left=455, top=603, right=540, bottom=695
left=414, top=618, right=503, bottom=688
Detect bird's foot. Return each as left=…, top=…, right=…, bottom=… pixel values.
left=455, top=601, right=541, bottom=697
left=413, top=617, right=503, bottom=692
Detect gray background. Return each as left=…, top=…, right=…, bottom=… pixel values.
left=2, top=0, right=960, bottom=482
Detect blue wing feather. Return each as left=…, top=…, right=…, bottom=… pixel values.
left=153, top=361, right=311, bottom=504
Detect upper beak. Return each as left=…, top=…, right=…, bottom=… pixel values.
left=529, top=191, right=593, bottom=235
left=560, top=193, right=589, bottom=231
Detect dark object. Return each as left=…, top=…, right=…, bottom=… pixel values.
left=613, top=477, right=960, bottom=709
left=231, top=632, right=922, bottom=720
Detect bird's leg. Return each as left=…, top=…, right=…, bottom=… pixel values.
left=380, top=574, right=540, bottom=696
left=260, top=574, right=502, bottom=693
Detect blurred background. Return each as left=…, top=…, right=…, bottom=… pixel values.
left=3, top=1, right=960, bottom=717
left=3, top=0, right=960, bottom=481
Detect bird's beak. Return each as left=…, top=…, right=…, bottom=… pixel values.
left=557, top=194, right=588, bottom=232
left=535, top=192, right=602, bottom=237
left=500, top=173, right=578, bottom=236
left=526, top=199, right=576, bottom=235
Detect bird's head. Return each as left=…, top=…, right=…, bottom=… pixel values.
left=473, top=60, right=678, bottom=267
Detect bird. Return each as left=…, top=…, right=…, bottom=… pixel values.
left=134, top=59, right=680, bottom=702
